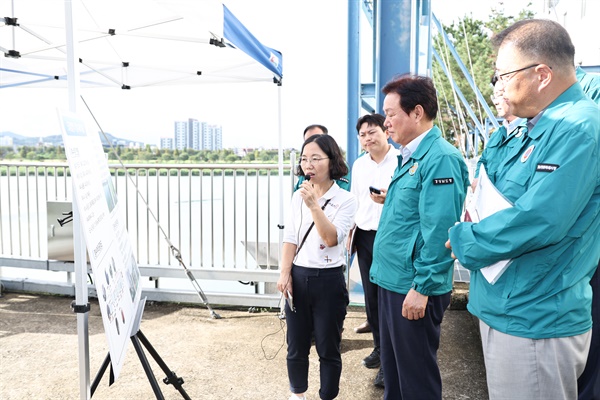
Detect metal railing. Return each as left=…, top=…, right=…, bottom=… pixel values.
left=0, top=161, right=295, bottom=308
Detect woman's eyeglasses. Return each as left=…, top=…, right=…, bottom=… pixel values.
left=299, top=157, right=329, bottom=166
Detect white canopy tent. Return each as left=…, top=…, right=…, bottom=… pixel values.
left=1, top=1, right=283, bottom=397
left=0, top=0, right=282, bottom=87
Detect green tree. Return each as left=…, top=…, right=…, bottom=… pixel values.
left=139, top=152, right=154, bottom=161
left=107, top=151, right=118, bottom=161
left=118, top=148, right=134, bottom=161
left=6, top=142, right=294, bottom=164
left=55, top=145, right=65, bottom=160
left=244, top=151, right=256, bottom=162
left=433, top=15, right=496, bottom=151
left=432, top=6, right=534, bottom=155
left=19, top=146, right=29, bottom=158
left=260, top=151, right=272, bottom=162
left=0, top=146, right=15, bottom=159
left=187, top=149, right=198, bottom=157
left=198, top=150, right=210, bottom=162
left=120, top=152, right=134, bottom=161
left=485, top=4, right=534, bottom=34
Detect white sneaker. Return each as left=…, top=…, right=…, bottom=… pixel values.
left=288, top=394, right=306, bottom=400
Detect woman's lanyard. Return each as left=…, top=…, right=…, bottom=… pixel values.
left=295, top=198, right=331, bottom=255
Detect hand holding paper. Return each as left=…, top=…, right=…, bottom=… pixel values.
left=463, top=165, right=513, bottom=284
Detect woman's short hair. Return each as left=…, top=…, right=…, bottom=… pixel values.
left=296, top=134, right=348, bottom=180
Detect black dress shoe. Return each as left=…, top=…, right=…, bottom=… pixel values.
left=374, top=368, right=384, bottom=388
left=362, top=348, right=381, bottom=369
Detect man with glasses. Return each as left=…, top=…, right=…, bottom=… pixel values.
left=447, top=19, right=600, bottom=400
left=471, top=75, right=527, bottom=191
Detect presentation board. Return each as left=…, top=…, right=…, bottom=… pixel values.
left=58, top=109, right=142, bottom=379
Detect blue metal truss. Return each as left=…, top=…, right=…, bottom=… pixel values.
left=347, top=0, right=498, bottom=164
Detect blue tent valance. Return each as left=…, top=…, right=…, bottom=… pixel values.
left=223, top=4, right=282, bottom=82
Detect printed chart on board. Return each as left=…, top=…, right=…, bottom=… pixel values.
left=58, top=109, right=142, bottom=379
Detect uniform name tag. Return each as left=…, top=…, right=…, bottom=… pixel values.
left=536, top=163, right=559, bottom=172
left=433, top=178, right=454, bottom=185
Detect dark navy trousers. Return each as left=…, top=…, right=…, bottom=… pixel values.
left=579, top=263, right=600, bottom=400
left=379, top=287, right=451, bottom=400
left=355, top=228, right=380, bottom=350
left=285, top=265, right=348, bottom=400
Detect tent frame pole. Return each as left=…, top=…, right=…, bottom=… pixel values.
left=64, top=1, right=92, bottom=399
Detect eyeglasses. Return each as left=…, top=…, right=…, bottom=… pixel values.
left=490, top=74, right=498, bottom=86
left=299, top=156, right=328, bottom=166
left=496, top=63, right=540, bottom=83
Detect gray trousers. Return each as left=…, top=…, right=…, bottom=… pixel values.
left=480, top=320, right=591, bottom=400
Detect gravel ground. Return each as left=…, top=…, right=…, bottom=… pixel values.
left=0, top=291, right=488, bottom=399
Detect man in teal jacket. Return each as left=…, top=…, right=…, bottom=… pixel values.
left=577, top=66, right=600, bottom=105
left=370, top=75, right=469, bottom=400
left=473, top=75, right=527, bottom=188
left=447, top=20, right=600, bottom=400
left=576, top=65, right=600, bottom=400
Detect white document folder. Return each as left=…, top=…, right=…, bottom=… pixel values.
left=464, top=165, right=513, bottom=284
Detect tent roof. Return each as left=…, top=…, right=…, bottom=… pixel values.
left=0, top=0, right=282, bottom=89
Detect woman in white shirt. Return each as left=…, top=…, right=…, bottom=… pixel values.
left=278, top=134, right=358, bottom=400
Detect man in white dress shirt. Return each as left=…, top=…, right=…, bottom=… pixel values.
left=348, top=113, right=400, bottom=388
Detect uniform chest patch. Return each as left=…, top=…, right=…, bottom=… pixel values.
left=409, top=162, right=418, bottom=176
left=536, top=163, right=559, bottom=172
left=433, top=178, right=454, bottom=185
left=521, top=145, right=535, bottom=163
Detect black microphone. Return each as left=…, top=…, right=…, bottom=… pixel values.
left=305, top=174, right=311, bottom=181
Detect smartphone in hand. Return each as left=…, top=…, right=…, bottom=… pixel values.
left=286, top=290, right=296, bottom=312
left=369, top=186, right=381, bottom=195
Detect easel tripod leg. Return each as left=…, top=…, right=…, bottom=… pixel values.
left=131, top=334, right=166, bottom=400
left=91, top=352, right=113, bottom=397
left=137, top=330, right=191, bottom=400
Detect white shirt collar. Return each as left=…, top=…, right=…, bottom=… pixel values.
left=400, top=127, right=431, bottom=165
left=369, top=144, right=395, bottom=164
left=504, top=117, right=526, bottom=133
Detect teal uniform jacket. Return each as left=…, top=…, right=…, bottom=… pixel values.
left=576, top=67, right=600, bottom=105
left=475, top=119, right=527, bottom=182
left=370, top=126, right=469, bottom=296
left=449, top=83, right=600, bottom=339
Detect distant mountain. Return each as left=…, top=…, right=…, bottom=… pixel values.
left=0, top=131, right=142, bottom=147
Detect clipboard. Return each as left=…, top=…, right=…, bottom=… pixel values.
left=465, top=165, right=513, bottom=284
